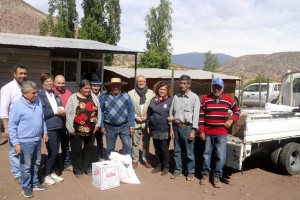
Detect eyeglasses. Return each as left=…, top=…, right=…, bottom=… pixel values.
left=137, top=81, right=145, bottom=83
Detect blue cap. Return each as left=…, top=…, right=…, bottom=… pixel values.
left=212, top=78, right=224, bottom=87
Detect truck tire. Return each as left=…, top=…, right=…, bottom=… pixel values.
left=278, top=142, right=300, bottom=175
left=270, top=147, right=282, bottom=172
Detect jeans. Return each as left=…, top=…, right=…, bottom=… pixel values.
left=201, top=134, right=227, bottom=178
left=45, top=129, right=63, bottom=176
left=105, top=122, right=131, bottom=159
left=70, top=134, right=95, bottom=175
left=95, top=130, right=103, bottom=159
left=132, top=127, right=150, bottom=162
left=173, top=126, right=195, bottom=174
left=61, top=130, right=71, bottom=168
left=20, top=140, right=41, bottom=189
left=9, top=139, right=21, bottom=178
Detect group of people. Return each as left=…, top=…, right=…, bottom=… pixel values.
left=1, top=63, right=240, bottom=198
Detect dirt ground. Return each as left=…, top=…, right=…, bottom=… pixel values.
left=1, top=134, right=300, bottom=200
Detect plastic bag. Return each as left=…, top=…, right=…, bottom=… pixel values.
left=109, top=152, right=141, bottom=184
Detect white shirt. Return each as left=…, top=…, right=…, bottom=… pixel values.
left=0, top=79, right=22, bottom=119
left=45, top=91, right=58, bottom=114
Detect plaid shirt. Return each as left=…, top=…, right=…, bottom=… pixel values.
left=100, top=91, right=135, bottom=128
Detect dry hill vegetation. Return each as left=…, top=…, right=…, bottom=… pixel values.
left=217, top=52, right=300, bottom=83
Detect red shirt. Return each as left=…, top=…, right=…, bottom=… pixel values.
left=199, top=93, right=240, bottom=136
left=53, top=87, right=72, bottom=108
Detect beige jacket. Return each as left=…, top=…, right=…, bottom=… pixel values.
left=128, top=88, right=155, bottom=129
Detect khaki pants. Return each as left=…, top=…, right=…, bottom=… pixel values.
left=132, top=127, right=150, bottom=163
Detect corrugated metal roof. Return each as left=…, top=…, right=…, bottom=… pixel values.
left=104, top=66, right=240, bottom=80
left=0, top=32, right=139, bottom=54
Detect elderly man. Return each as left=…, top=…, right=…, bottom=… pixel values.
left=0, top=63, right=28, bottom=183
left=9, top=81, right=48, bottom=198
left=53, top=75, right=72, bottom=171
left=100, top=78, right=135, bottom=159
left=169, top=75, right=200, bottom=181
left=199, top=78, right=240, bottom=188
left=129, top=75, right=155, bottom=169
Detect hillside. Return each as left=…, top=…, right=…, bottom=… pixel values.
left=171, top=52, right=234, bottom=69
left=217, top=52, right=300, bottom=83
left=0, top=0, right=47, bottom=35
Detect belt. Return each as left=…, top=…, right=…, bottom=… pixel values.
left=175, top=123, right=192, bottom=127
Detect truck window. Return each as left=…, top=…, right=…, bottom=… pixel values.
left=245, top=85, right=258, bottom=92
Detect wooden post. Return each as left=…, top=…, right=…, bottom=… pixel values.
left=170, top=69, right=174, bottom=96
left=266, top=78, right=270, bottom=103
left=259, top=80, right=262, bottom=108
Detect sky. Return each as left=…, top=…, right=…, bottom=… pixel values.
left=23, top=0, right=300, bottom=57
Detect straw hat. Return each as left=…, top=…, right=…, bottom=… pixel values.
left=104, top=78, right=128, bottom=86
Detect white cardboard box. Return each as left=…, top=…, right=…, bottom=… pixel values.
left=92, top=161, right=120, bottom=190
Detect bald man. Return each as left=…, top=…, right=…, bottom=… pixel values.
left=53, top=75, right=73, bottom=171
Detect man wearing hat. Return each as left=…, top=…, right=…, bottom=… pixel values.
left=100, top=78, right=135, bottom=159
left=199, top=78, right=240, bottom=188
left=91, top=79, right=106, bottom=161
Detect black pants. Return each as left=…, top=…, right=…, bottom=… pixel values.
left=153, top=139, right=170, bottom=169
left=60, top=131, right=71, bottom=168
left=45, top=129, right=64, bottom=176
left=70, top=134, right=95, bottom=175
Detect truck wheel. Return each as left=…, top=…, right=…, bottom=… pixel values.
left=270, top=147, right=282, bottom=171
left=278, top=142, right=300, bottom=175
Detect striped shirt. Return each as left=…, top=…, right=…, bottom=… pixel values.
left=199, top=93, right=240, bottom=135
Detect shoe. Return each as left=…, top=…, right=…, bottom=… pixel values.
left=22, top=188, right=34, bottom=198
left=44, top=175, right=55, bottom=185
left=64, top=165, right=73, bottom=171
left=213, top=176, right=221, bottom=188
left=170, top=172, right=181, bottom=179
left=50, top=173, right=64, bottom=182
left=132, top=162, right=138, bottom=169
left=186, top=174, right=194, bottom=181
left=151, top=166, right=161, bottom=174
left=161, top=168, right=169, bottom=176
left=14, top=176, right=21, bottom=184
left=143, top=161, right=152, bottom=168
left=200, top=174, right=209, bottom=185
left=33, top=183, right=47, bottom=191
left=75, top=174, right=83, bottom=178
left=84, top=169, right=92, bottom=176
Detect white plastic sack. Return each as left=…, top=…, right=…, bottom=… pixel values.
left=265, top=102, right=296, bottom=112
left=109, top=152, right=141, bottom=184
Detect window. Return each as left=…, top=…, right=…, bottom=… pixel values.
left=51, top=61, right=77, bottom=82
left=293, top=78, right=300, bottom=93
left=245, top=85, right=258, bottom=92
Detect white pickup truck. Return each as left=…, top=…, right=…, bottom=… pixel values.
left=235, top=82, right=281, bottom=107
left=227, top=72, right=300, bottom=175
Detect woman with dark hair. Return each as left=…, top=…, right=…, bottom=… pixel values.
left=65, top=79, right=101, bottom=178
left=38, top=72, right=65, bottom=185
left=146, top=81, right=173, bottom=176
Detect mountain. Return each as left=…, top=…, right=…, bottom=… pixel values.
left=217, top=52, right=300, bottom=83
left=171, top=52, right=234, bottom=69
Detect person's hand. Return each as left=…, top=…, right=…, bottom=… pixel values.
left=4, top=127, right=9, bottom=137
left=200, top=132, right=205, bottom=141
left=43, top=134, right=49, bottom=142
left=14, top=144, right=22, bottom=155
left=147, top=127, right=150, bottom=135
left=57, top=108, right=66, bottom=116
left=69, top=132, right=75, bottom=136
left=189, top=129, right=195, bottom=141
left=170, top=129, right=174, bottom=139
left=130, top=128, right=135, bottom=137
left=93, top=125, right=99, bottom=134
left=141, top=116, right=147, bottom=122
left=135, top=116, right=143, bottom=123
left=101, top=128, right=106, bottom=135
left=167, top=115, right=174, bottom=122
left=224, top=119, right=233, bottom=128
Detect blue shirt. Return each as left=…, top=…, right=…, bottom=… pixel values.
left=9, top=96, right=47, bottom=146
left=100, top=91, right=135, bottom=128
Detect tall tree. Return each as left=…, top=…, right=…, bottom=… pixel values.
left=140, top=0, right=173, bottom=69
left=40, top=0, right=78, bottom=38
left=78, top=0, right=121, bottom=65
left=203, top=50, right=221, bottom=72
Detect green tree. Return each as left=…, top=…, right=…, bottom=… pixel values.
left=39, top=0, right=78, bottom=38
left=203, top=50, right=221, bottom=72
left=78, top=0, right=121, bottom=65
left=244, top=74, right=269, bottom=87
left=140, top=0, right=173, bottom=69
